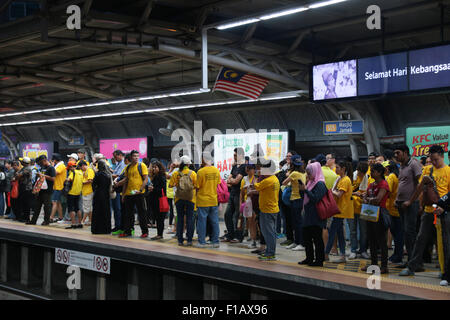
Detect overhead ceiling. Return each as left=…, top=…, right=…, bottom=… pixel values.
left=0, top=0, right=449, bottom=155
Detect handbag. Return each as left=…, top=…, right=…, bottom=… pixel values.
left=422, top=167, right=440, bottom=206
left=243, top=198, right=253, bottom=218
left=282, top=186, right=292, bottom=206
left=109, top=177, right=117, bottom=199
left=159, top=189, right=170, bottom=213
left=10, top=180, right=19, bottom=199
left=32, top=175, right=45, bottom=194
left=360, top=203, right=380, bottom=222
left=315, top=189, right=340, bottom=220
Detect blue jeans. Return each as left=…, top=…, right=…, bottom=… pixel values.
left=110, top=194, right=122, bottom=229
left=176, top=200, right=195, bottom=244
left=348, top=214, right=368, bottom=253
left=326, top=217, right=346, bottom=255
left=260, top=212, right=278, bottom=256
left=290, top=199, right=304, bottom=245
left=0, top=192, right=4, bottom=216
left=276, top=206, right=286, bottom=234
left=388, top=214, right=404, bottom=262
left=197, top=206, right=219, bottom=245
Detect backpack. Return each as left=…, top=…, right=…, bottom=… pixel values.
left=0, top=172, right=6, bottom=193
left=176, top=170, right=194, bottom=201
left=217, top=179, right=230, bottom=204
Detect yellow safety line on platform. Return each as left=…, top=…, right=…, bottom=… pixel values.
left=2, top=220, right=450, bottom=294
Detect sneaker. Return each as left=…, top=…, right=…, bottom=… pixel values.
left=195, top=243, right=207, bottom=248
left=292, top=244, right=305, bottom=251
left=348, top=252, right=357, bottom=260
left=140, top=233, right=148, bottom=238
left=65, top=225, right=76, bottom=229
left=280, top=240, right=293, bottom=246
left=399, top=268, right=414, bottom=276
left=212, top=243, right=220, bottom=248
left=25, top=221, right=35, bottom=225
left=186, top=242, right=193, bottom=247
left=360, top=252, right=370, bottom=259
left=230, top=239, right=240, bottom=243
left=258, top=255, right=277, bottom=261
left=178, top=242, right=184, bottom=246
left=220, top=238, right=231, bottom=242
left=247, top=242, right=257, bottom=249
left=276, top=233, right=285, bottom=239
left=440, top=280, right=449, bottom=286
left=76, top=224, right=83, bottom=229
left=333, top=255, right=346, bottom=263
left=151, top=235, right=162, bottom=240
left=286, top=243, right=296, bottom=249
left=41, top=221, right=50, bottom=226
left=131, top=230, right=135, bottom=236
left=112, top=229, right=124, bottom=235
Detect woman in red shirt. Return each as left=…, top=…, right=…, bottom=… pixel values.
left=361, top=163, right=390, bottom=274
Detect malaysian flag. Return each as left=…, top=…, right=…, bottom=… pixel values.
left=213, top=67, right=269, bottom=100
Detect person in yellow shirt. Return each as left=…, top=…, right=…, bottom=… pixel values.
left=169, top=155, right=197, bottom=246
left=384, top=161, right=404, bottom=264
left=282, top=155, right=307, bottom=251
left=65, top=161, right=83, bottom=229
left=325, top=160, right=354, bottom=263
left=79, top=161, right=95, bottom=226
left=400, top=145, right=450, bottom=276
left=49, top=153, right=66, bottom=223
left=326, top=153, right=337, bottom=172
left=195, top=156, right=221, bottom=248
left=251, top=160, right=280, bottom=261
left=120, top=150, right=149, bottom=238
left=76, top=149, right=90, bottom=167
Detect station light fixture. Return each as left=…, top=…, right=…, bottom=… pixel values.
left=0, top=90, right=306, bottom=127
left=214, top=0, right=349, bottom=30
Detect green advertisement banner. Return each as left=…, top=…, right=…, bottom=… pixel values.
left=406, top=125, right=450, bottom=165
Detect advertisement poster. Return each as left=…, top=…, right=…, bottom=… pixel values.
left=312, top=59, right=357, bottom=101
left=99, top=137, right=148, bottom=159
left=214, top=132, right=288, bottom=179
left=406, top=126, right=450, bottom=165
left=19, top=142, right=54, bottom=160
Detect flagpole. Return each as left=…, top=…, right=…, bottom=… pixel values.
left=201, top=28, right=208, bottom=91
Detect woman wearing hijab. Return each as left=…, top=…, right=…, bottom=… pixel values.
left=298, top=162, right=328, bottom=267
left=91, top=159, right=112, bottom=234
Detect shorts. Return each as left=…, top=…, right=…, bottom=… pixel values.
left=82, top=193, right=93, bottom=213
left=52, top=190, right=62, bottom=202
left=67, top=194, right=81, bottom=213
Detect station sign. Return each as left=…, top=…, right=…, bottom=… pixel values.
left=406, top=125, right=450, bottom=165
left=55, top=248, right=111, bottom=274
left=68, top=136, right=85, bottom=146
left=323, top=120, right=364, bottom=135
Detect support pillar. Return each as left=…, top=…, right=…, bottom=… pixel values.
left=127, top=266, right=139, bottom=300
left=20, top=246, right=29, bottom=287
left=0, top=242, right=7, bottom=282
left=96, top=274, right=106, bottom=300
left=203, top=280, right=218, bottom=300
left=163, top=274, right=176, bottom=300
left=43, top=249, right=52, bottom=296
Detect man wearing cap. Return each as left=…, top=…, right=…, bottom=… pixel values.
left=15, top=157, right=33, bottom=222
left=49, top=153, right=66, bottom=223
left=77, top=149, right=89, bottom=167
left=67, top=153, right=78, bottom=163
left=27, top=155, right=55, bottom=225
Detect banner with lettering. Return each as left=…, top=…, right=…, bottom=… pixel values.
left=406, top=126, right=450, bottom=165
left=213, top=132, right=288, bottom=179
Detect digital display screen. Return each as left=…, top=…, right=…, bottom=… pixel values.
left=99, top=137, right=148, bottom=159
left=409, top=44, right=450, bottom=91
left=19, top=142, right=54, bottom=160
left=358, top=52, right=408, bottom=96
left=312, top=60, right=357, bottom=101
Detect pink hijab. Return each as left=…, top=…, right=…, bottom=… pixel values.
left=303, top=162, right=326, bottom=206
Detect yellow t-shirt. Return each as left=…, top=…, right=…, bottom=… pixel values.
left=386, top=173, right=399, bottom=217
left=166, top=180, right=174, bottom=199
left=240, top=175, right=255, bottom=201
left=254, top=175, right=280, bottom=214
left=81, top=168, right=95, bottom=196
left=68, top=170, right=83, bottom=196
left=54, top=162, right=67, bottom=191
left=124, top=163, right=148, bottom=196
left=334, top=176, right=354, bottom=219
left=421, top=165, right=450, bottom=213
left=289, top=171, right=306, bottom=201
left=322, top=166, right=338, bottom=190
left=169, top=167, right=197, bottom=204
left=196, top=166, right=220, bottom=207
left=367, top=167, right=375, bottom=185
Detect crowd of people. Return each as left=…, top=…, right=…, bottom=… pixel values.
left=1, top=144, right=450, bottom=286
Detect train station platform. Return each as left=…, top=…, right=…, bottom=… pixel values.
left=0, top=217, right=449, bottom=300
